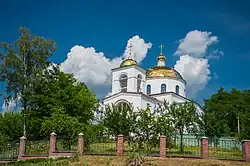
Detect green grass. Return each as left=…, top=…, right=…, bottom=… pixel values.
left=1, top=157, right=69, bottom=166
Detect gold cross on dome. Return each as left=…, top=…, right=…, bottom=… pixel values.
left=159, top=44, right=164, bottom=55
left=128, top=43, right=133, bottom=59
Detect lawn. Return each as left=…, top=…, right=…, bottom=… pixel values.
left=2, top=156, right=250, bottom=166
left=72, top=156, right=250, bottom=166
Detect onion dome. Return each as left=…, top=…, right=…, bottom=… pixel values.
left=146, top=44, right=184, bottom=80
left=120, top=59, right=138, bottom=67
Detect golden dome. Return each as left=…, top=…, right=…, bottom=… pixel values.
left=147, top=66, right=183, bottom=79
left=120, top=59, right=138, bottom=67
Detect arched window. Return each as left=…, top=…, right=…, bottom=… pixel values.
left=117, top=102, right=130, bottom=110
left=161, top=84, right=166, bottom=93
left=119, top=74, right=128, bottom=92
left=137, top=74, right=142, bottom=92
left=175, top=85, right=180, bottom=94
left=146, top=84, right=151, bottom=95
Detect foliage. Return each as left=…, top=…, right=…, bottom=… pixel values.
left=167, top=101, right=202, bottom=152
left=26, top=67, right=98, bottom=138
left=0, top=112, right=23, bottom=142
left=0, top=27, right=56, bottom=110
left=204, top=88, right=250, bottom=139
left=103, top=103, right=136, bottom=137
left=135, top=106, right=159, bottom=153
left=40, top=110, right=82, bottom=138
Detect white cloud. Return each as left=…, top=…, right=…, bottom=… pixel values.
left=123, top=35, right=152, bottom=63
left=60, top=35, right=152, bottom=98
left=207, top=49, right=224, bottom=60
left=175, top=30, right=218, bottom=58
left=2, top=98, right=17, bottom=112
left=174, top=30, right=221, bottom=96
left=174, top=55, right=211, bottom=95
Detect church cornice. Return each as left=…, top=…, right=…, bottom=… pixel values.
left=146, top=76, right=187, bottom=85
left=103, top=91, right=163, bottom=104
left=112, top=65, right=146, bottom=74
left=149, top=92, right=203, bottom=111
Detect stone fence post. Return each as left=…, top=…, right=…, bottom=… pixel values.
left=159, top=135, right=166, bottom=158
left=18, top=136, right=26, bottom=160
left=117, top=135, right=124, bottom=156
left=77, top=133, right=84, bottom=155
left=242, top=140, right=250, bottom=162
left=49, top=132, right=57, bottom=156
left=200, top=136, right=209, bottom=159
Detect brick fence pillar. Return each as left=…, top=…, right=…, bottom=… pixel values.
left=200, top=136, right=209, bottom=159
left=159, top=135, right=166, bottom=158
left=117, top=135, right=124, bottom=156
left=18, top=136, right=26, bottom=160
left=49, top=132, right=57, bottom=156
left=242, top=140, right=250, bottom=162
left=77, top=133, right=84, bottom=155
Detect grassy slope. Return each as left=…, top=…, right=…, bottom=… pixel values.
left=70, top=156, right=250, bottom=166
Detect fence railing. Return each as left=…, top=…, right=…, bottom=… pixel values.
left=124, top=136, right=159, bottom=156
left=209, top=138, right=243, bottom=160
left=84, top=136, right=116, bottom=155
left=1, top=133, right=250, bottom=162
left=0, top=142, right=19, bottom=161
left=25, top=139, right=50, bottom=156
left=56, top=136, right=78, bottom=152
left=167, top=136, right=200, bottom=157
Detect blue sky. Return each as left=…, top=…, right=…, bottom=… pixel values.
left=1, top=0, right=250, bottom=109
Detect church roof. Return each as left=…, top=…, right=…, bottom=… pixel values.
left=146, top=44, right=185, bottom=82
left=146, top=66, right=184, bottom=80
left=120, top=58, right=138, bottom=67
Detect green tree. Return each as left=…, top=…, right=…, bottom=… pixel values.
left=40, top=109, right=83, bottom=149
left=135, top=106, right=159, bottom=153
left=0, top=112, right=23, bottom=142
left=40, top=110, right=81, bottom=137
left=204, top=88, right=250, bottom=139
left=0, top=27, right=56, bottom=136
left=26, top=67, right=98, bottom=138
left=0, top=27, right=56, bottom=111
left=168, top=102, right=201, bottom=153
left=103, top=103, right=136, bottom=137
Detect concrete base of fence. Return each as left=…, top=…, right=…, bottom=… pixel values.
left=19, top=155, right=48, bottom=160
left=50, top=152, right=74, bottom=157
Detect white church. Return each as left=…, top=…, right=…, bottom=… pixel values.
left=102, top=44, right=203, bottom=113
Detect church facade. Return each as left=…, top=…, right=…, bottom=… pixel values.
left=102, top=45, right=203, bottom=113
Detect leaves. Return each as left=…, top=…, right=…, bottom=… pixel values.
left=0, top=27, right=56, bottom=109
left=204, top=88, right=250, bottom=139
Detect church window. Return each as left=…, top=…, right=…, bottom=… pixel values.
left=117, top=102, right=130, bottom=110
left=175, top=85, right=180, bottom=94
left=146, top=84, right=151, bottom=95
left=161, top=84, right=166, bottom=93
left=119, top=74, right=128, bottom=92
left=137, top=74, right=142, bottom=92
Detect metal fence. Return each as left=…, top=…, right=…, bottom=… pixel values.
left=124, top=136, right=159, bottom=156
left=167, top=136, right=200, bottom=158
left=25, top=139, right=50, bottom=156
left=209, top=138, right=243, bottom=160
left=56, top=136, right=78, bottom=152
left=84, top=136, right=116, bottom=155
left=0, top=142, right=19, bottom=161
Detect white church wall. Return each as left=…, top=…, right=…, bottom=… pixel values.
left=103, top=92, right=160, bottom=112
left=146, top=77, right=186, bottom=97
left=151, top=93, right=173, bottom=103
left=103, top=93, right=142, bottom=110
left=111, top=66, right=146, bottom=95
